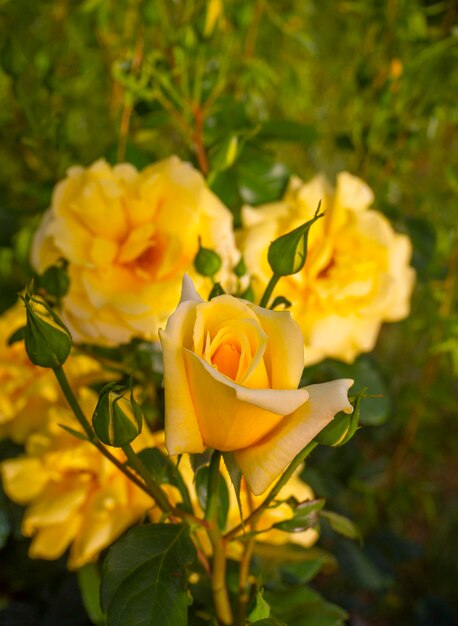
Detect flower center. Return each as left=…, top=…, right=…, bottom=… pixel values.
left=211, top=342, right=241, bottom=381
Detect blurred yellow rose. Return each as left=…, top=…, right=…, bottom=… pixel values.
left=1, top=395, right=159, bottom=570
left=0, top=301, right=105, bottom=443
left=240, top=172, right=415, bottom=364
left=31, top=157, right=240, bottom=346
left=159, top=276, right=353, bottom=495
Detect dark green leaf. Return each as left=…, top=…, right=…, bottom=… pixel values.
left=258, top=120, right=319, bottom=145
left=101, top=524, right=195, bottom=626
left=78, top=563, right=105, bottom=625
left=7, top=326, right=25, bottom=346
left=58, top=423, right=90, bottom=442
left=269, top=296, right=291, bottom=310
left=138, top=448, right=193, bottom=514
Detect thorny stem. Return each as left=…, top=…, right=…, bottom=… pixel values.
left=205, top=451, right=233, bottom=625
left=224, top=441, right=318, bottom=541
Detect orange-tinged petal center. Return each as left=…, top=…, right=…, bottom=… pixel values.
left=211, top=342, right=241, bottom=380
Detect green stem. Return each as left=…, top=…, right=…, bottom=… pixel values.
left=205, top=450, right=222, bottom=521
left=205, top=451, right=233, bottom=625
left=224, top=441, right=318, bottom=541
left=122, top=443, right=172, bottom=513
left=259, top=273, right=280, bottom=308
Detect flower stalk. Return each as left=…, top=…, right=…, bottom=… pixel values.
left=205, top=451, right=233, bottom=625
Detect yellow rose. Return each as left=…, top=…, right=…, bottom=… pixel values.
left=0, top=301, right=106, bottom=443
left=1, top=394, right=158, bottom=570
left=31, top=157, right=240, bottom=346
left=240, top=172, right=415, bottom=364
left=159, top=276, right=353, bottom=495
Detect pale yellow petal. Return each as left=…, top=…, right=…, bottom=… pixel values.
left=1, top=458, right=48, bottom=503
left=159, top=301, right=205, bottom=455
left=235, top=379, right=354, bottom=495
left=27, top=515, right=81, bottom=561
left=248, top=304, right=304, bottom=389
left=183, top=350, right=308, bottom=451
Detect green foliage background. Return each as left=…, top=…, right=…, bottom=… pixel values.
left=0, top=1, right=457, bottom=625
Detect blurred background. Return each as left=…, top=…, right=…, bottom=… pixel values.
left=0, top=1, right=457, bottom=625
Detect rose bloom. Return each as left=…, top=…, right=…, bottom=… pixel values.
left=31, top=157, right=240, bottom=346
left=159, top=276, right=353, bottom=495
left=240, top=172, right=415, bottom=364
left=0, top=301, right=105, bottom=443
left=1, top=393, right=159, bottom=570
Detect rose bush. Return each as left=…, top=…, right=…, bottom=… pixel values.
left=160, top=276, right=353, bottom=495
left=31, top=157, right=240, bottom=346
left=240, top=172, right=415, bottom=364
left=1, top=397, right=159, bottom=570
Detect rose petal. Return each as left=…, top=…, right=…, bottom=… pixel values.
left=235, top=379, right=354, bottom=495
left=183, top=349, right=308, bottom=451
left=180, top=274, right=204, bottom=305
left=248, top=304, right=304, bottom=389
left=160, top=300, right=205, bottom=455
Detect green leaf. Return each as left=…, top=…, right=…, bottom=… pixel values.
left=58, top=423, right=90, bottom=442
left=267, top=206, right=324, bottom=276
left=208, top=282, right=225, bottom=299
left=36, top=260, right=69, bottom=299
left=209, top=134, right=240, bottom=175
left=196, top=466, right=229, bottom=530
left=321, top=510, right=361, bottom=541
left=264, top=587, right=348, bottom=626
left=233, top=256, right=247, bottom=278
left=280, top=558, right=327, bottom=585
left=269, top=296, right=291, bottom=310
left=78, top=563, right=105, bottom=625
left=258, top=120, right=319, bottom=145
left=253, top=617, right=287, bottom=626
left=248, top=588, right=271, bottom=622
left=7, top=325, right=25, bottom=345
left=273, top=498, right=325, bottom=533
left=137, top=448, right=193, bottom=514
left=237, top=151, right=290, bottom=206
left=101, top=524, right=195, bottom=626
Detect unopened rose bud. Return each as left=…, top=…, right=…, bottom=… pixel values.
left=194, top=239, right=222, bottom=278
left=92, top=383, right=143, bottom=447
left=22, top=293, right=72, bottom=368
left=315, top=394, right=361, bottom=447
left=267, top=205, right=324, bottom=276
